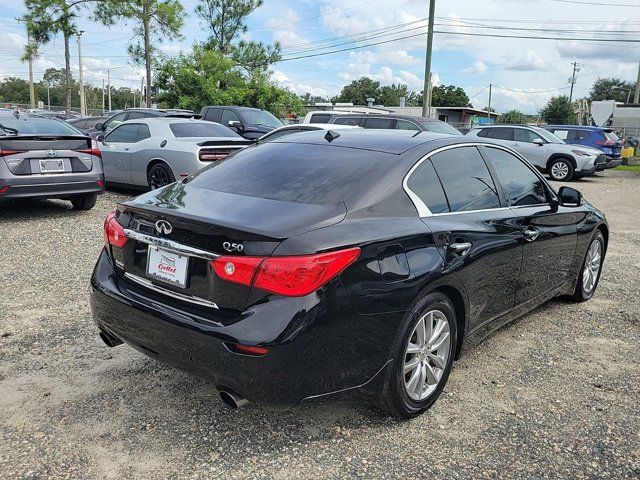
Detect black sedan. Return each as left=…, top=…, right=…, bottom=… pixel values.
left=90, top=130, right=607, bottom=417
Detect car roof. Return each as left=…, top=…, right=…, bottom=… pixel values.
left=270, top=128, right=459, bottom=154
left=544, top=125, right=608, bottom=131
left=331, top=113, right=443, bottom=123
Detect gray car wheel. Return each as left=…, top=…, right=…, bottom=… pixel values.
left=70, top=193, right=97, bottom=211
left=572, top=231, right=605, bottom=302
left=147, top=163, right=176, bottom=190
left=548, top=158, right=574, bottom=181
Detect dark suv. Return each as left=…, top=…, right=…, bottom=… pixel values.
left=85, top=108, right=194, bottom=138
left=317, top=113, right=461, bottom=136
left=200, top=106, right=283, bottom=140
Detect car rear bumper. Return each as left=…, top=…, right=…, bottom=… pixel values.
left=0, top=173, right=104, bottom=199
left=575, top=163, right=598, bottom=177
left=89, top=249, right=392, bottom=406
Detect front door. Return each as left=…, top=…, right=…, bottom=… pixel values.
left=101, top=123, right=140, bottom=185
left=510, top=127, right=548, bottom=169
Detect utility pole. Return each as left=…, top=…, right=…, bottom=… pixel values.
left=421, top=0, right=436, bottom=118
left=634, top=59, right=640, bottom=104
left=107, top=70, right=112, bottom=112
left=140, top=77, right=145, bottom=108
left=77, top=31, right=85, bottom=116
left=102, top=78, right=105, bottom=113
left=487, top=84, right=492, bottom=122
left=47, top=86, right=50, bottom=110
left=569, top=61, right=581, bottom=102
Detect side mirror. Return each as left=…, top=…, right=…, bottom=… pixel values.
left=558, top=186, right=582, bottom=206
left=95, top=122, right=104, bottom=131
left=533, top=138, right=544, bottom=146
left=228, top=120, right=244, bottom=131
left=96, top=134, right=105, bottom=143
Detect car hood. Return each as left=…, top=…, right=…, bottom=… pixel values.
left=550, top=143, right=601, bottom=155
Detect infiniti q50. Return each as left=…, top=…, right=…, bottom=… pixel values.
left=90, top=130, right=607, bottom=417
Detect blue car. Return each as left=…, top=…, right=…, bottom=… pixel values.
left=543, top=125, right=622, bottom=169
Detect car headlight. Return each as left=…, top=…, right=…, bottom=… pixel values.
left=571, top=150, right=594, bottom=157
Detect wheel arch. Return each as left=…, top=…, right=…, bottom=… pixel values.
left=432, top=284, right=467, bottom=360
left=546, top=153, right=577, bottom=170
left=146, top=157, right=171, bottom=176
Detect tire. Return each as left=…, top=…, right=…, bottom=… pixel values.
left=147, top=163, right=175, bottom=190
left=572, top=231, right=605, bottom=302
left=70, top=193, right=97, bottom=211
left=548, top=158, right=574, bottom=181
left=380, top=292, right=457, bottom=418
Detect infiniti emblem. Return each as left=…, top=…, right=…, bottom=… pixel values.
left=155, top=220, right=173, bottom=235
left=47, top=149, right=56, bottom=157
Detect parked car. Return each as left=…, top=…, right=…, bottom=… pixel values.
left=319, top=113, right=462, bottom=136
left=302, top=110, right=367, bottom=124
left=85, top=108, right=195, bottom=138
left=0, top=110, right=104, bottom=209
left=67, top=115, right=109, bottom=132
left=200, top=106, right=283, bottom=140
left=257, top=123, right=360, bottom=142
left=466, top=125, right=608, bottom=181
left=90, top=129, right=607, bottom=417
left=98, top=118, right=251, bottom=190
left=542, top=125, right=622, bottom=168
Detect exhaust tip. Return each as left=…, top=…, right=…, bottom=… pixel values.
left=219, top=389, right=249, bottom=409
left=99, top=330, right=123, bottom=348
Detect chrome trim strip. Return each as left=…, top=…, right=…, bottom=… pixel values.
left=123, top=229, right=220, bottom=261
left=123, top=272, right=219, bottom=309
left=402, top=142, right=553, bottom=218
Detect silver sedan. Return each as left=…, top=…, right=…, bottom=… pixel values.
left=98, top=118, right=251, bottom=189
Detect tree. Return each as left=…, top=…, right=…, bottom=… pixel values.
left=299, top=92, right=329, bottom=105
left=498, top=109, right=528, bottom=124
left=589, top=77, right=636, bottom=103
left=431, top=85, right=471, bottom=107
left=332, top=77, right=381, bottom=105
left=23, top=0, right=85, bottom=114
left=95, top=0, right=185, bottom=107
left=540, top=95, right=576, bottom=124
left=195, top=0, right=280, bottom=74
left=378, top=83, right=421, bottom=107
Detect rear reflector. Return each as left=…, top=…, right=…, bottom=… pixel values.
left=103, top=210, right=128, bottom=248
left=0, top=186, right=10, bottom=195
left=227, top=343, right=269, bottom=356
left=211, top=247, right=360, bottom=297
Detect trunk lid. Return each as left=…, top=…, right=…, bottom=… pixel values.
left=114, top=182, right=346, bottom=312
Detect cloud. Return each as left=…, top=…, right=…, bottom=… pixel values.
left=270, top=69, right=330, bottom=98
left=0, top=33, right=26, bottom=54
left=158, top=44, right=183, bottom=56
left=266, top=8, right=309, bottom=48
left=459, top=60, right=488, bottom=75
left=504, top=51, right=547, bottom=72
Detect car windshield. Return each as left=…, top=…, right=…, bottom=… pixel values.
left=420, top=121, right=462, bottom=136
left=0, top=116, right=82, bottom=135
left=242, top=109, right=283, bottom=128
left=170, top=122, right=240, bottom=138
left=532, top=126, right=564, bottom=144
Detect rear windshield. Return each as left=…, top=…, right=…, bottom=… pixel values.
left=170, top=122, right=239, bottom=138
left=0, top=117, right=82, bottom=135
left=604, top=130, right=619, bottom=142
left=187, top=142, right=390, bottom=204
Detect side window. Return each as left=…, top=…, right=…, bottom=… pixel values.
left=310, top=113, right=332, bottom=123
left=204, top=108, right=220, bottom=122
left=576, top=130, right=590, bottom=140
left=221, top=109, right=241, bottom=126
left=127, top=111, right=147, bottom=120
left=431, top=147, right=501, bottom=212
left=136, top=124, right=151, bottom=141
left=106, top=124, right=139, bottom=143
left=552, top=129, right=569, bottom=140
left=333, top=116, right=362, bottom=126
left=364, top=117, right=394, bottom=129
left=514, top=128, right=541, bottom=143
left=406, top=159, right=449, bottom=214
left=396, top=119, right=421, bottom=131
left=484, top=147, right=548, bottom=206
left=104, top=112, right=127, bottom=132
left=484, top=128, right=514, bottom=141
left=475, top=129, right=489, bottom=137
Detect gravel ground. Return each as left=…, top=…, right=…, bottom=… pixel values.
left=1, top=172, right=639, bottom=480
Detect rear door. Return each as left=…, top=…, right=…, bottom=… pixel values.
left=480, top=145, right=578, bottom=305
left=511, top=127, right=548, bottom=168
left=412, top=145, right=524, bottom=330
left=101, top=123, right=140, bottom=184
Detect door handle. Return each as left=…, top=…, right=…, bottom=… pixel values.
left=448, top=241, right=472, bottom=255
left=523, top=227, right=540, bottom=242
left=124, top=147, right=130, bottom=151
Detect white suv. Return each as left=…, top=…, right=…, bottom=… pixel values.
left=466, top=125, right=607, bottom=181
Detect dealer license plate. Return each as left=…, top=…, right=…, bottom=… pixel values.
left=146, top=246, right=188, bottom=288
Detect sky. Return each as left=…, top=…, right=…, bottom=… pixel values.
left=1, top=0, right=640, bottom=114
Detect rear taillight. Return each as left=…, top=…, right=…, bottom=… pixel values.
left=103, top=210, right=128, bottom=248
left=594, top=140, right=615, bottom=146
left=0, top=186, right=10, bottom=195
left=0, top=149, right=20, bottom=158
left=76, top=139, right=101, bottom=158
left=199, top=149, right=232, bottom=161
left=211, top=247, right=360, bottom=297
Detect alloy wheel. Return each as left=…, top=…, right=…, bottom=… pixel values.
left=582, top=239, right=602, bottom=295
left=403, top=309, right=451, bottom=401
left=551, top=161, right=569, bottom=180
left=149, top=166, right=170, bottom=189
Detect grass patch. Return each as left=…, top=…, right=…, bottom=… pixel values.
left=615, top=164, right=640, bottom=173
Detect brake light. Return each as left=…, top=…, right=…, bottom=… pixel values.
left=0, top=149, right=20, bottom=158
left=76, top=139, right=101, bottom=158
left=594, top=140, right=615, bottom=146
left=0, top=186, right=10, bottom=195
left=199, top=149, right=232, bottom=161
left=211, top=247, right=360, bottom=297
left=103, top=210, right=128, bottom=248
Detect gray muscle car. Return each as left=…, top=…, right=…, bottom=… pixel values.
left=98, top=117, right=251, bottom=189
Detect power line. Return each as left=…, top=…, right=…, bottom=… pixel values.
left=548, top=0, right=640, bottom=7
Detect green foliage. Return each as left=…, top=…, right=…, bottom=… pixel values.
left=332, top=77, right=381, bottom=105
left=155, top=47, right=303, bottom=117
left=431, top=85, right=471, bottom=108
left=299, top=92, right=329, bottom=105
left=589, top=77, right=636, bottom=103
left=498, top=109, right=528, bottom=124
left=195, top=0, right=280, bottom=73
left=539, top=95, right=576, bottom=125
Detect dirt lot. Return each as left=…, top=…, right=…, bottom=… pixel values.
left=1, top=171, right=639, bottom=479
